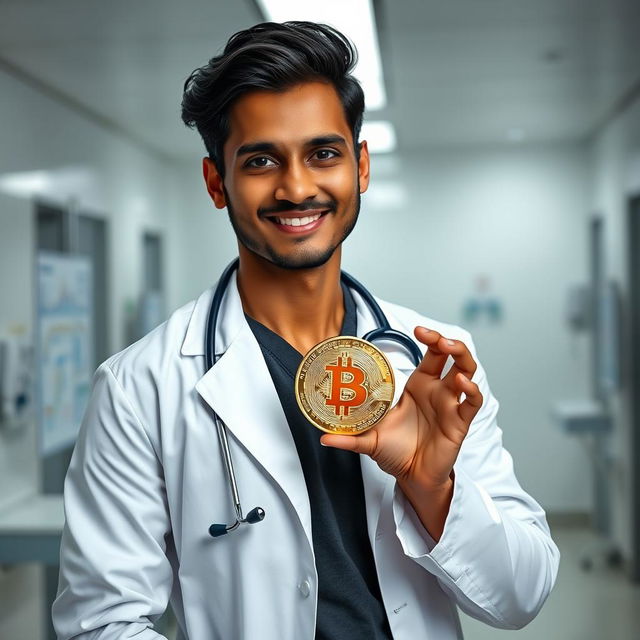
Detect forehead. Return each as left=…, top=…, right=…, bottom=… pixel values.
left=225, top=82, right=351, bottom=153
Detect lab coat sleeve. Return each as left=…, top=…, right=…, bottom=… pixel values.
left=52, top=363, right=172, bottom=640
left=392, top=332, right=560, bottom=630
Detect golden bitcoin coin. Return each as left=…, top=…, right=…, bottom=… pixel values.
left=295, top=336, right=395, bottom=434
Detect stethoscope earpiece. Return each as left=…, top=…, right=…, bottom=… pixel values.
left=205, top=259, right=421, bottom=539
left=208, top=523, right=230, bottom=538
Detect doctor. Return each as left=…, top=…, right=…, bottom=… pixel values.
left=53, top=21, right=559, bottom=640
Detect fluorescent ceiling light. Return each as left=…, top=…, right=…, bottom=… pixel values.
left=0, top=167, right=98, bottom=201
left=255, top=0, right=387, bottom=110
left=361, top=121, right=396, bottom=154
left=366, top=180, right=408, bottom=208
left=0, top=170, right=53, bottom=198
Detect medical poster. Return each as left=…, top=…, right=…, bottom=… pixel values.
left=37, top=252, right=93, bottom=456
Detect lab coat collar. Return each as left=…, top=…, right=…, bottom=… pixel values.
left=352, top=287, right=420, bottom=372
left=181, top=268, right=420, bottom=369
left=181, top=271, right=244, bottom=357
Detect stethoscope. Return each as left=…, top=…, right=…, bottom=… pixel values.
left=205, top=258, right=422, bottom=537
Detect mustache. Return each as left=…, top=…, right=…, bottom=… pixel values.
left=259, top=199, right=337, bottom=217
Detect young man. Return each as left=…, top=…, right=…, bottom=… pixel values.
left=53, top=21, right=559, bottom=640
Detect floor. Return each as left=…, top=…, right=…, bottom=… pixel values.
left=459, top=526, right=640, bottom=639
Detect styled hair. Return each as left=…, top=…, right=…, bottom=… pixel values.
left=181, top=21, right=365, bottom=177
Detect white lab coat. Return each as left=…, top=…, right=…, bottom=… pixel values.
left=53, top=272, right=559, bottom=640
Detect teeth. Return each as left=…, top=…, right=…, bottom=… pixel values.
left=276, top=213, right=321, bottom=227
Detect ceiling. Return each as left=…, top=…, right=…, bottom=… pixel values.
left=1, top=0, right=638, bottom=160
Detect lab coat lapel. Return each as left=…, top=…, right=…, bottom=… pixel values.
left=194, top=278, right=312, bottom=547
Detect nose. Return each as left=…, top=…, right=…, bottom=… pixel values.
left=274, top=160, right=319, bottom=203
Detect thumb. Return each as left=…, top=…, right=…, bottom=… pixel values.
left=320, top=430, right=379, bottom=457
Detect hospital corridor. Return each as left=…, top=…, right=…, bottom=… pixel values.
left=1, top=1, right=640, bottom=638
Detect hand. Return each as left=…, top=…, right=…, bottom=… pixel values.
left=320, top=327, right=483, bottom=493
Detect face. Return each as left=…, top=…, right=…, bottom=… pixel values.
left=203, top=81, right=370, bottom=270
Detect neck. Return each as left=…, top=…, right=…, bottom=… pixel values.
left=236, top=247, right=344, bottom=355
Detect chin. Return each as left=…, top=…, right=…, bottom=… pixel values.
left=262, top=245, right=338, bottom=271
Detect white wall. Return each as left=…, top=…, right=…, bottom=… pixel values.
left=355, top=145, right=592, bottom=513
left=164, top=158, right=241, bottom=311
left=588, top=97, right=640, bottom=560
left=0, top=193, right=44, bottom=640
left=170, top=142, right=593, bottom=513
left=0, top=68, right=178, bottom=354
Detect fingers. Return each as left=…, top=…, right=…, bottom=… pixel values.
left=455, top=373, right=483, bottom=424
left=320, top=430, right=378, bottom=456
left=414, top=327, right=478, bottom=381
left=413, top=327, right=450, bottom=377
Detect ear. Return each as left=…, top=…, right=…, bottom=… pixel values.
left=202, top=157, right=227, bottom=209
left=357, top=140, right=370, bottom=194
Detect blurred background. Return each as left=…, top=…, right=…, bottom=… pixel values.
left=0, top=0, right=639, bottom=638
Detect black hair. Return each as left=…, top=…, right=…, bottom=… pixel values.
left=181, top=21, right=365, bottom=178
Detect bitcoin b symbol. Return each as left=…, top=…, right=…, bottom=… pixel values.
left=295, top=336, right=395, bottom=434
left=324, top=352, right=368, bottom=417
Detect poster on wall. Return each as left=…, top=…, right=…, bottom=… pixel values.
left=461, top=274, right=504, bottom=327
left=37, top=252, right=93, bottom=456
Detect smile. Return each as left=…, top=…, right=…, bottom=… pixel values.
left=276, top=213, right=321, bottom=226
left=267, top=210, right=330, bottom=234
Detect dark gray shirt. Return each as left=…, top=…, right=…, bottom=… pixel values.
left=245, top=284, right=393, bottom=640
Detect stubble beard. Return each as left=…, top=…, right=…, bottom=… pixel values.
left=224, top=187, right=361, bottom=271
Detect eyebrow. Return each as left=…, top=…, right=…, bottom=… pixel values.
left=308, top=135, right=348, bottom=147
left=236, top=135, right=348, bottom=158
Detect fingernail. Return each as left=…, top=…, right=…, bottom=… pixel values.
left=447, top=339, right=455, bottom=346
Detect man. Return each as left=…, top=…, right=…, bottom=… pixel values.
left=53, top=21, right=559, bottom=640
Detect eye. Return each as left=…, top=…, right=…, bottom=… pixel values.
left=246, top=156, right=276, bottom=169
left=313, top=149, right=339, bottom=161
